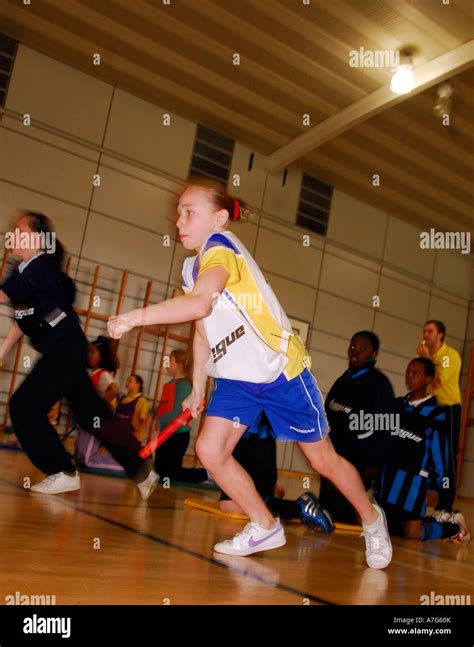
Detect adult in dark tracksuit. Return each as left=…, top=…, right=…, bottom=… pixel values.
left=319, top=331, right=396, bottom=524
left=0, top=211, right=158, bottom=497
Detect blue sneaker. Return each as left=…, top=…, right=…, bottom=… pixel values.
left=296, top=492, right=334, bottom=534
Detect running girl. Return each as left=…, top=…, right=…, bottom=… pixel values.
left=108, top=178, right=392, bottom=568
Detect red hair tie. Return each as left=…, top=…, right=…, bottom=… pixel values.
left=232, top=199, right=240, bottom=221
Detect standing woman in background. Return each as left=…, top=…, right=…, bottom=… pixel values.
left=0, top=210, right=158, bottom=498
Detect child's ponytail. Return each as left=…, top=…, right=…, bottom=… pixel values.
left=187, top=176, right=252, bottom=224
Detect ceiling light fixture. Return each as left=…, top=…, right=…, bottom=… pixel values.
left=390, top=51, right=416, bottom=95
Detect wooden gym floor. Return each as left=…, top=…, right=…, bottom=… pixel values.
left=0, top=448, right=473, bottom=606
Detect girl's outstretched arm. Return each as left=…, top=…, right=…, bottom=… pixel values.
left=107, top=266, right=228, bottom=339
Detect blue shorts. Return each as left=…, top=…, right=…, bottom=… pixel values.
left=206, top=368, right=329, bottom=442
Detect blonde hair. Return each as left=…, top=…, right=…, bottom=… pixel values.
left=170, top=349, right=192, bottom=378
left=186, top=175, right=252, bottom=224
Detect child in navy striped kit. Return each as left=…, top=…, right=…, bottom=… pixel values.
left=376, top=358, right=470, bottom=543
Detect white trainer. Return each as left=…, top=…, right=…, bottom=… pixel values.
left=432, top=509, right=451, bottom=523
left=449, top=512, right=471, bottom=544
left=30, top=471, right=80, bottom=494
left=137, top=469, right=159, bottom=500
left=362, top=504, right=393, bottom=569
left=214, top=518, right=286, bottom=556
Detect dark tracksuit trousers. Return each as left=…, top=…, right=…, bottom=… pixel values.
left=154, top=432, right=208, bottom=484
left=10, top=326, right=148, bottom=480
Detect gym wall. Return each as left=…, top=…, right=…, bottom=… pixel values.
left=0, top=45, right=472, bottom=492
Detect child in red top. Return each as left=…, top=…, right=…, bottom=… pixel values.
left=87, top=336, right=120, bottom=407
left=75, top=336, right=124, bottom=472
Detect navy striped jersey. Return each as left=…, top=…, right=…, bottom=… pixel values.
left=325, top=364, right=396, bottom=466
left=376, top=395, right=449, bottom=515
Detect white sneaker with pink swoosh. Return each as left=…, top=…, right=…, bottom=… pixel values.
left=214, top=518, right=286, bottom=556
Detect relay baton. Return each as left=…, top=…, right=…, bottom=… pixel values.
left=139, top=400, right=206, bottom=459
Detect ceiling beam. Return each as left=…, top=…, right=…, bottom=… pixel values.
left=266, top=40, right=474, bottom=173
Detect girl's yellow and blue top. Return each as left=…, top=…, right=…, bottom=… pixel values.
left=182, top=231, right=309, bottom=385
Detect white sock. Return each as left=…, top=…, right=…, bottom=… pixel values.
left=257, top=518, right=280, bottom=531
left=363, top=507, right=381, bottom=531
